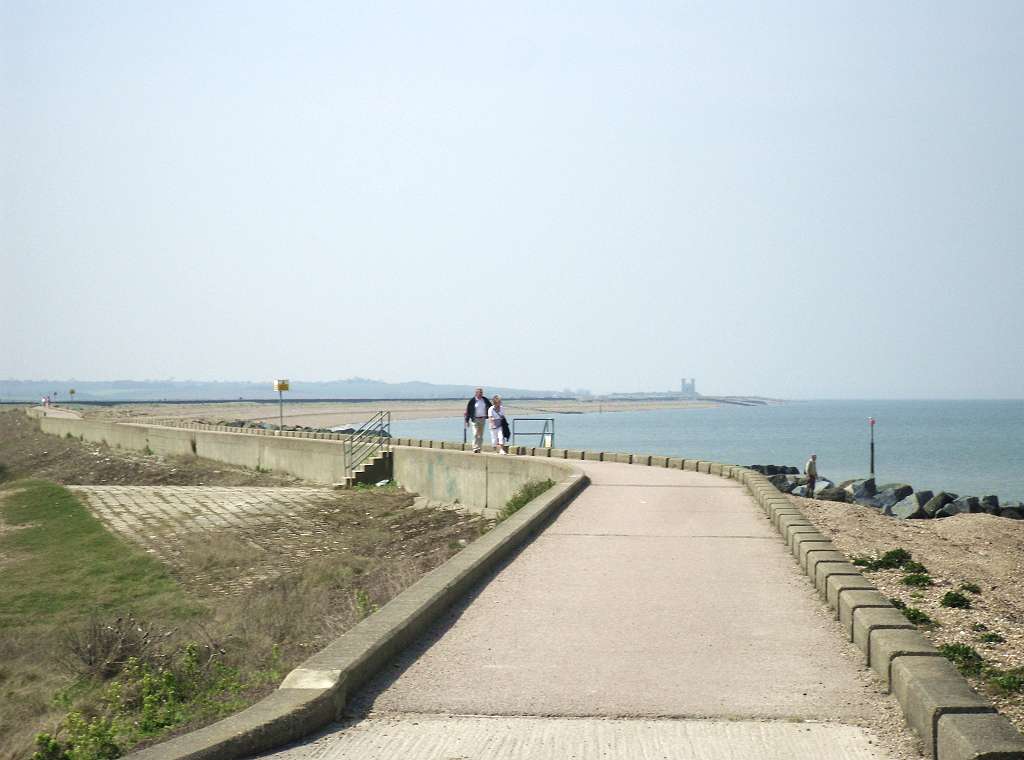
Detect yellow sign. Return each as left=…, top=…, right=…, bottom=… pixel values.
left=274, top=379, right=290, bottom=392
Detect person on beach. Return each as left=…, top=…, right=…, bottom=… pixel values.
left=488, top=395, right=510, bottom=455
left=464, top=387, right=491, bottom=453
left=804, top=453, right=818, bottom=497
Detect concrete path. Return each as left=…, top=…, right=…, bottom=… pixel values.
left=258, top=461, right=918, bottom=759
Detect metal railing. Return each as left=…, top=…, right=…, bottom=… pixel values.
left=511, top=417, right=555, bottom=448
left=344, top=410, right=391, bottom=478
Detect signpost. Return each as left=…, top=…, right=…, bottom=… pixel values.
left=274, top=379, right=289, bottom=430
left=868, top=417, right=876, bottom=477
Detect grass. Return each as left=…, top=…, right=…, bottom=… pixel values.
left=1, top=479, right=490, bottom=760
left=901, top=607, right=934, bottom=625
left=497, top=479, right=555, bottom=521
left=941, top=590, right=972, bottom=608
left=851, top=547, right=912, bottom=571
left=940, top=643, right=986, bottom=676
left=902, top=573, right=934, bottom=587
left=0, top=481, right=203, bottom=759
left=960, top=582, right=982, bottom=595
left=938, top=642, right=1024, bottom=694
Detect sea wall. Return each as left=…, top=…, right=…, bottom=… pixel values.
left=34, top=414, right=572, bottom=510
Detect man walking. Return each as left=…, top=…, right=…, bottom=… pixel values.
left=464, top=387, right=491, bottom=453
left=804, top=453, right=818, bottom=498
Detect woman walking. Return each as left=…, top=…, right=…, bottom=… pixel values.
left=488, top=395, right=510, bottom=455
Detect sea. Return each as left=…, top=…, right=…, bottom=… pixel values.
left=391, top=400, right=1024, bottom=504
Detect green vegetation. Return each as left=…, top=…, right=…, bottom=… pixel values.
left=972, top=622, right=989, bottom=632
left=938, top=642, right=1024, bottom=694
left=2, top=479, right=489, bottom=760
left=0, top=481, right=198, bottom=630
left=940, top=643, right=986, bottom=676
left=960, top=582, right=982, bottom=595
left=989, top=669, right=1024, bottom=694
left=902, top=560, right=928, bottom=574
left=979, top=631, right=1005, bottom=644
left=901, top=607, right=934, bottom=625
left=889, top=597, right=906, bottom=609
left=851, top=547, right=912, bottom=571
left=941, top=590, right=972, bottom=608
left=902, top=573, right=934, bottom=587
left=498, top=479, right=555, bottom=521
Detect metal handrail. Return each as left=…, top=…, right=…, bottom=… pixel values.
left=344, top=410, right=391, bottom=478
left=511, top=416, right=555, bottom=448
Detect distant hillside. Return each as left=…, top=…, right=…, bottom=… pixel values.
left=0, top=378, right=568, bottom=402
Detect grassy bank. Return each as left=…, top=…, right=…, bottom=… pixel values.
left=0, top=481, right=205, bottom=759
left=0, top=477, right=490, bottom=760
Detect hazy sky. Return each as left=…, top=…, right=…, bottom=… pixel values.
left=3, top=2, right=1022, bottom=398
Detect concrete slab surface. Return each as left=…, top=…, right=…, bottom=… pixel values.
left=261, top=714, right=896, bottom=760
left=255, top=461, right=919, bottom=759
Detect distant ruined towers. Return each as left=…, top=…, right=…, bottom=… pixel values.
left=680, top=378, right=697, bottom=398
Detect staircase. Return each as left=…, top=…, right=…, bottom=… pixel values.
left=337, top=411, right=392, bottom=488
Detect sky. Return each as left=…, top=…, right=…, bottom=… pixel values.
left=3, top=1, right=1022, bottom=399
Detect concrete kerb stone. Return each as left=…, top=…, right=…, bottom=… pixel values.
left=937, top=712, right=1024, bottom=760
left=667, top=457, right=683, bottom=469
left=768, top=500, right=798, bottom=521
left=776, top=513, right=811, bottom=535
left=683, top=460, right=697, bottom=471
left=854, top=607, right=917, bottom=664
left=583, top=451, right=604, bottom=462
left=892, top=657, right=996, bottom=759
left=651, top=455, right=670, bottom=467
left=804, top=551, right=849, bottom=581
left=798, top=540, right=838, bottom=571
left=124, top=461, right=590, bottom=760
left=632, top=454, right=652, bottom=466
left=826, top=573, right=876, bottom=612
left=813, top=561, right=864, bottom=597
left=782, top=521, right=818, bottom=547
left=790, top=530, right=829, bottom=559
left=869, top=630, right=942, bottom=691
left=839, top=590, right=895, bottom=641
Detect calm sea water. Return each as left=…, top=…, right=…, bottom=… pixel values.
left=391, top=400, right=1024, bottom=503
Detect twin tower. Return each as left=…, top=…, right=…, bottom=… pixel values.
left=680, top=378, right=697, bottom=398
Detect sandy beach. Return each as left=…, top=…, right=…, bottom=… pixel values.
left=81, top=398, right=719, bottom=429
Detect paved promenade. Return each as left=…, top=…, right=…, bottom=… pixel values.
left=258, top=461, right=916, bottom=759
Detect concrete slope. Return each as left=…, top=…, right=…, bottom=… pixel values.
left=258, top=462, right=917, bottom=759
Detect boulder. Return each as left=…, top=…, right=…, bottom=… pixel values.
left=764, top=465, right=779, bottom=475
left=1000, top=507, right=1024, bottom=520
left=935, top=503, right=962, bottom=518
left=843, top=478, right=877, bottom=501
left=769, top=473, right=801, bottom=493
left=874, top=484, right=914, bottom=509
left=889, top=492, right=931, bottom=519
left=837, top=479, right=858, bottom=491
left=786, top=466, right=800, bottom=475
left=923, top=492, right=957, bottom=517
left=981, top=495, right=1001, bottom=513
left=945, top=496, right=982, bottom=515
left=815, top=485, right=850, bottom=503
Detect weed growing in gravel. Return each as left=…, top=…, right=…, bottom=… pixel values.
left=902, top=560, right=928, bottom=574
left=939, top=643, right=1024, bottom=694
left=989, top=669, right=1024, bottom=694
left=979, top=632, right=1006, bottom=644
left=901, top=607, right=934, bottom=625
left=972, top=622, right=989, bottom=632
left=851, top=547, right=912, bottom=571
left=902, top=573, right=934, bottom=587
left=960, top=582, right=982, bottom=595
left=889, top=597, right=906, bottom=609
left=941, top=590, right=972, bottom=608
left=940, top=643, right=986, bottom=676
